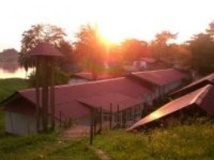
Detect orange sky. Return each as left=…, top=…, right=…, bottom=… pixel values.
left=0, top=0, right=214, bottom=52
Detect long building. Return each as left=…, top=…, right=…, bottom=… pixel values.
left=2, top=68, right=186, bottom=135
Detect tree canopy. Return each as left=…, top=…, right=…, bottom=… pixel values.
left=121, top=39, right=150, bottom=62
left=188, top=21, right=214, bottom=74
left=150, top=31, right=177, bottom=60
left=19, top=24, right=67, bottom=69
left=74, top=24, right=106, bottom=79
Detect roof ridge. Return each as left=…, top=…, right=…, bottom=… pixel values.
left=193, top=84, right=213, bottom=105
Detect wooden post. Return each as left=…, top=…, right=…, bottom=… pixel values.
left=109, top=103, right=112, bottom=129
left=35, top=58, right=41, bottom=132
left=122, top=110, right=126, bottom=128
left=59, top=111, right=62, bottom=127
left=50, top=60, right=55, bottom=130
left=117, top=105, right=120, bottom=127
left=94, top=109, right=97, bottom=135
left=90, top=108, right=94, bottom=145
left=41, top=58, right=49, bottom=132
left=99, top=107, right=103, bottom=133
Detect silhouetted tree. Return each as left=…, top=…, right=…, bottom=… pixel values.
left=121, top=39, right=149, bottom=63
left=19, top=24, right=66, bottom=69
left=19, top=24, right=71, bottom=85
left=107, top=44, right=124, bottom=76
left=188, top=24, right=214, bottom=74
left=74, top=24, right=106, bottom=79
left=57, top=40, right=77, bottom=72
left=151, top=31, right=177, bottom=60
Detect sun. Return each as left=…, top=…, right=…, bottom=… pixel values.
left=98, top=25, right=126, bottom=45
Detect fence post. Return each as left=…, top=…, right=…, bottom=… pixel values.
left=94, top=108, right=97, bottom=135
left=122, top=110, right=126, bottom=128
left=109, top=103, right=112, bottom=129
left=59, top=111, right=62, bottom=128
left=117, top=105, right=120, bottom=127
left=90, top=108, right=94, bottom=145
left=99, top=107, right=103, bottom=133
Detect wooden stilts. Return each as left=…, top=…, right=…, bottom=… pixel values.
left=35, top=58, right=41, bottom=132
left=50, top=60, right=55, bottom=130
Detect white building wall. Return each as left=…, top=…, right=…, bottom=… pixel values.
left=5, top=112, right=37, bottom=135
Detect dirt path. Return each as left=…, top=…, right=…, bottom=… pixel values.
left=88, top=146, right=111, bottom=160
left=60, top=125, right=90, bottom=139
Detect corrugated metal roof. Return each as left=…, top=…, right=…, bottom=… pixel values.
left=131, top=68, right=186, bottom=86
left=5, top=77, right=151, bottom=120
left=29, top=42, right=63, bottom=57
left=78, top=93, right=142, bottom=112
left=170, top=73, right=214, bottom=98
left=128, top=85, right=214, bottom=131
left=74, top=72, right=113, bottom=81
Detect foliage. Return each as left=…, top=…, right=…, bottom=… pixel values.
left=106, top=44, right=124, bottom=76
left=150, top=31, right=177, bottom=60
left=74, top=24, right=106, bottom=79
left=19, top=24, right=67, bottom=69
left=121, top=39, right=150, bottom=62
left=188, top=21, right=214, bottom=74
left=27, top=67, right=70, bottom=87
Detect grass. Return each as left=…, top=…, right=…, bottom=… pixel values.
left=1, top=121, right=214, bottom=160
left=0, top=134, right=100, bottom=160
left=94, top=120, right=214, bottom=160
left=0, top=78, right=28, bottom=102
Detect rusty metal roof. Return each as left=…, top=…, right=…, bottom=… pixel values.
left=131, top=68, right=186, bottom=87
left=4, top=77, right=152, bottom=121
left=128, top=84, right=214, bottom=131
left=170, top=72, right=214, bottom=98
left=73, top=72, right=114, bottom=81
left=29, top=42, right=63, bottom=57
left=78, top=93, right=142, bottom=112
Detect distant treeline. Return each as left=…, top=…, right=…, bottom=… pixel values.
left=0, top=49, right=19, bottom=63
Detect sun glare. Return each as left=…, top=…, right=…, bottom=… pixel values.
left=98, top=26, right=126, bottom=45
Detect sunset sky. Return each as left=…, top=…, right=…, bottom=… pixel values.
left=0, top=0, right=214, bottom=52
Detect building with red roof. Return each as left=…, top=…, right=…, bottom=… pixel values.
left=170, top=72, right=214, bottom=98
left=128, top=68, right=187, bottom=105
left=3, top=68, right=187, bottom=135
left=128, top=84, right=214, bottom=131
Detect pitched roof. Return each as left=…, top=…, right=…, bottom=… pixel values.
left=128, top=84, right=214, bottom=131
left=170, top=72, right=214, bottom=98
left=140, top=57, right=156, bottom=63
left=5, top=77, right=152, bottom=121
left=73, top=72, right=113, bottom=81
left=29, top=42, right=63, bottom=57
left=78, top=93, right=142, bottom=112
left=131, top=68, right=186, bottom=86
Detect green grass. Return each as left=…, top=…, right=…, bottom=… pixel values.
left=0, top=78, right=214, bottom=159
left=0, top=134, right=100, bottom=160
left=1, top=121, right=214, bottom=160
left=0, top=78, right=28, bottom=102
left=94, top=120, right=214, bottom=160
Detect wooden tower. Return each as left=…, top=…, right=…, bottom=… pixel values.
left=29, top=42, right=63, bottom=132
